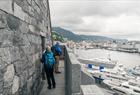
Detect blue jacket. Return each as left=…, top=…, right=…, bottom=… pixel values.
left=42, top=51, right=55, bottom=67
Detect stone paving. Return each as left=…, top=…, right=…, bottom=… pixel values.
left=39, top=61, right=65, bottom=95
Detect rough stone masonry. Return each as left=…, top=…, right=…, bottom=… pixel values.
left=0, top=0, right=52, bottom=95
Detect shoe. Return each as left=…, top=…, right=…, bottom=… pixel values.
left=55, top=71, right=61, bottom=74
left=47, top=86, right=51, bottom=89
left=53, top=85, right=56, bottom=88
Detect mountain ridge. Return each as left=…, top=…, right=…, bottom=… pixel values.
left=52, top=27, right=113, bottom=42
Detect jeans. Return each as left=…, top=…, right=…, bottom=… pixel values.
left=44, top=64, right=56, bottom=87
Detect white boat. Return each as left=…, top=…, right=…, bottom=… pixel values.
left=103, top=79, right=122, bottom=87
left=78, top=57, right=117, bottom=68
left=85, top=64, right=135, bottom=83
left=132, top=65, right=140, bottom=76
left=89, top=69, right=128, bottom=82
left=110, top=78, right=140, bottom=95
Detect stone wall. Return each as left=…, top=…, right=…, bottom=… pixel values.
left=0, top=0, right=52, bottom=95
left=81, top=69, right=95, bottom=85
left=64, top=48, right=81, bottom=95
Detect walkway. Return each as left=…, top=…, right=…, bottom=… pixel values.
left=39, top=60, right=65, bottom=95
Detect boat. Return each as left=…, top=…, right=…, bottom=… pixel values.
left=103, top=79, right=122, bottom=88
left=85, top=63, right=136, bottom=84
left=78, top=57, right=117, bottom=69
left=132, top=65, right=140, bottom=76
left=110, top=78, right=140, bottom=95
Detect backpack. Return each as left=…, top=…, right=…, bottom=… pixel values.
left=42, top=52, right=55, bottom=67
left=52, top=45, right=62, bottom=56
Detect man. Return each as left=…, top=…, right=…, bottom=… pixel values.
left=52, top=42, right=62, bottom=73
left=42, top=46, right=56, bottom=89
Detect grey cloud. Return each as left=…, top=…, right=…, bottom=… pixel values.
left=50, top=0, right=140, bottom=40
left=50, top=0, right=140, bottom=17
left=50, top=0, right=140, bottom=27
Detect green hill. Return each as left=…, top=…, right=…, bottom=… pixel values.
left=52, top=32, right=65, bottom=42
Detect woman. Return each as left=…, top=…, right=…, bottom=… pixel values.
left=42, top=46, right=56, bottom=89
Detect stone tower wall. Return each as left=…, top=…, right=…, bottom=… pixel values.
left=0, top=0, right=52, bottom=95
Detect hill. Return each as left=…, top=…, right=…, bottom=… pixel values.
left=52, top=32, right=64, bottom=42
left=52, top=27, right=113, bottom=42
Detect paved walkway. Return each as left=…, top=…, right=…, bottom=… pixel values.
left=39, top=61, right=65, bottom=95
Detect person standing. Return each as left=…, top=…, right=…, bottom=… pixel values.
left=52, top=42, right=62, bottom=73
left=42, top=46, right=56, bottom=89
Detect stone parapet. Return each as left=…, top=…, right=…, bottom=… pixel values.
left=64, top=47, right=81, bottom=95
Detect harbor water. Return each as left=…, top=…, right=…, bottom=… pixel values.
left=77, top=49, right=140, bottom=95
left=77, top=49, right=140, bottom=68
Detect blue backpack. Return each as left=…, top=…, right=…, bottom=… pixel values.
left=52, top=45, right=62, bottom=56
left=42, top=52, right=55, bottom=67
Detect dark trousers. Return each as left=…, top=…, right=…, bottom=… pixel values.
left=44, top=64, right=56, bottom=87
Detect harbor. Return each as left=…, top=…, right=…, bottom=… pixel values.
left=76, top=48, right=140, bottom=95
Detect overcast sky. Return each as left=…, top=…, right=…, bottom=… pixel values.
left=50, top=0, right=140, bottom=41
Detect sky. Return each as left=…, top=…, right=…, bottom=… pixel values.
left=49, top=0, right=140, bottom=41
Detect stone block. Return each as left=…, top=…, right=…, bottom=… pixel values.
left=0, top=13, right=7, bottom=29
left=14, top=59, right=29, bottom=76
left=81, top=85, right=104, bottom=95
left=19, top=21, right=29, bottom=34
left=4, top=64, right=15, bottom=87
left=29, top=25, right=35, bottom=33
left=7, top=14, right=20, bottom=31
left=0, top=0, right=13, bottom=14
left=12, top=76, right=19, bottom=94
left=13, top=2, right=29, bottom=22
left=12, top=32, right=30, bottom=46
left=0, top=48, right=12, bottom=65
left=0, top=29, right=14, bottom=47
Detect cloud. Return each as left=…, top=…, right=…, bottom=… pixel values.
left=50, top=0, right=140, bottom=40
